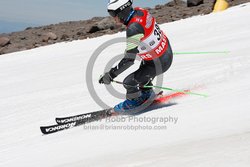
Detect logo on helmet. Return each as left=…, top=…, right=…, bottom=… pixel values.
left=119, top=1, right=132, bottom=11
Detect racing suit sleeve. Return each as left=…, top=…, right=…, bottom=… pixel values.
left=109, top=22, right=144, bottom=78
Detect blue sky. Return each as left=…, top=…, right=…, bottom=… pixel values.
left=0, top=0, right=170, bottom=33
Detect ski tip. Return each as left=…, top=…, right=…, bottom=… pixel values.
left=40, top=126, right=48, bottom=135
left=55, top=118, right=63, bottom=124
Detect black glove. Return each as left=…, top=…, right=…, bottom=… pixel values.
left=99, top=72, right=113, bottom=84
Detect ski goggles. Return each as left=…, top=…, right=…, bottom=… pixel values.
left=108, top=10, right=117, bottom=17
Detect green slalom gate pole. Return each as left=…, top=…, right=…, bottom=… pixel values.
left=173, top=51, right=230, bottom=55
left=143, top=85, right=208, bottom=98
left=112, top=80, right=208, bottom=98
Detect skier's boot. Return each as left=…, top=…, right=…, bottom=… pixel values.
left=141, top=89, right=155, bottom=101
left=114, top=89, right=155, bottom=113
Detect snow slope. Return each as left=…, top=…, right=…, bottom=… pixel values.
left=1, top=3, right=250, bottom=167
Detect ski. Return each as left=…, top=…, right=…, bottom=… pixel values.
left=40, top=108, right=113, bottom=135
left=40, top=91, right=187, bottom=135
left=55, top=91, right=164, bottom=124
left=55, top=109, right=113, bottom=124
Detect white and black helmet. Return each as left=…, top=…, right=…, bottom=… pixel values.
left=107, top=0, right=133, bottom=22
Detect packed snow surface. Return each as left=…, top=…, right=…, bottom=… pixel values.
left=1, top=3, right=250, bottom=167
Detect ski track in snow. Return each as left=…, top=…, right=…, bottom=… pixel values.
left=1, top=3, right=250, bottom=167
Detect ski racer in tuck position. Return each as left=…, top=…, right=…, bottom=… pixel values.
left=99, top=0, right=173, bottom=113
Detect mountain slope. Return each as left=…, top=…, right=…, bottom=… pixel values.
left=0, top=3, right=250, bottom=167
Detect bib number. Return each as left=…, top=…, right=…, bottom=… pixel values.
left=154, top=24, right=162, bottom=41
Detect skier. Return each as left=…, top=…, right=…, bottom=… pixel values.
left=99, top=0, right=173, bottom=112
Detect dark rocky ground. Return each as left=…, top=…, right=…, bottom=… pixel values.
left=0, top=0, right=249, bottom=55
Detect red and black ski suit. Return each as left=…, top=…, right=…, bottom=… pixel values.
left=109, top=8, right=173, bottom=99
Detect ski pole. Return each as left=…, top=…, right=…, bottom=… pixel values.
left=112, top=80, right=208, bottom=98
left=173, top=51, right=229, bottom=55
